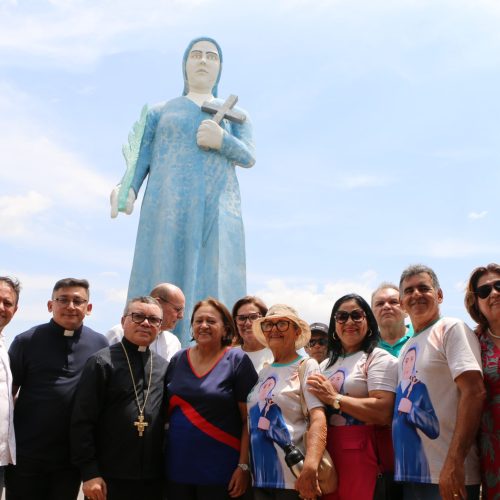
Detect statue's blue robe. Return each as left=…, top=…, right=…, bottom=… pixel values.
left=128, top=96, right=255, bottom=345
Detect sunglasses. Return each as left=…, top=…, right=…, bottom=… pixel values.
left=475, top=280, right=500, bottom=300
left=308, top=338, right=328, bottom=347
left=334, top=309, right=366, bottom=324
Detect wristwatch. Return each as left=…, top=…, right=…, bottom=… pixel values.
left=333, top=394, right=343, bottom=410
left=238, top=463, right=250, bottom=472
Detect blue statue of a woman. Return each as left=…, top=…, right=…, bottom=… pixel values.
left=111, top=37, right=255, bottom=346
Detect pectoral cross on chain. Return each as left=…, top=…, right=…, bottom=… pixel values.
left=134, top=414, right=149, bottom=437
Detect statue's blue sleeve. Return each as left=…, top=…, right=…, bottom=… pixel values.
left=220, top=111, right=255, bottom=168
left=406, top=383, right=440, bottom=440
left=130, top=106, right=161, bottom=195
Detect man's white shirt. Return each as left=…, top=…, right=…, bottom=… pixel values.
left=106, top=324, right=181, bottom=361
left=0, top=334, right=16, bottom=466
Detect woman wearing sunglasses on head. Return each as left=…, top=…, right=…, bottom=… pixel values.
left=232, top=296, right=274, bottom=373
left=307, top=294, right=398, bottom=499
left=465, top=263, right=500, bottom=500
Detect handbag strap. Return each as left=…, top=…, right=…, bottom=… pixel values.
left=364, top=352, right=385, bottom=474
left=297, top=358, right=310, bottom=423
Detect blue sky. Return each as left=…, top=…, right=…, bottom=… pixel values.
left=1, top=0, right=499, bottom=343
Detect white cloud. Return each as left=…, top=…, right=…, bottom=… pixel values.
left=254, top=272, right=377, bottom=324
left=103, top=288, right=128, bottom=305
left=0, top=0, right=210, bottom=68
left=100, top=271, right=120, bottom=278
left=1, top=133, right=112, bottom=204
left=0, top=271, right=58, bottom=292
left=468, top=211, right=488, bottom=220
left=1, top=0, right=500, bottom=74
left=0, top=83, right=113, bottom=210
left=425, top=238, right=500, bottom=258
left=0, top=191, right=52, bottom=238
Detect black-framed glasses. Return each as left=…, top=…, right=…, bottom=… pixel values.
left=125, top=312, right=162, bottom=328
left=156, top=296, right=185, bottom=313
left=334, top=310, right=366, bottom=324
left=53, top=297, right=88, bottom=307
left=261, top=320, right=291, bottom=333
left=235, top=313, right=262, bottom=324
left=475, top=280, right=500, bottom=300
left=308, top=338, right=328, bottom=347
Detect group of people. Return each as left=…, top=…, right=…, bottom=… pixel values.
left=0, top=261, right=498, bottom=500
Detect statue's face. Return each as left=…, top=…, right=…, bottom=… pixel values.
left=185, top=40, right=220, bottom=94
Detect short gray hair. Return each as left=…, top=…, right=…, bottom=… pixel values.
left=0, top=276, right=21, bottom=305
left=399, top=264, right=440, bottom=292
left=123, top=296, right=161, bottom=316
left=371, top=282, right=399, bottom=305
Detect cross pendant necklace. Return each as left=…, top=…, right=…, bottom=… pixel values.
left=134, top=414, right=149, bottom=436
left=121, top=342, right=153, bottom=437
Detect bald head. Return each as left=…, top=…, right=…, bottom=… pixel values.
left=149, top=283, right=185, bottom=330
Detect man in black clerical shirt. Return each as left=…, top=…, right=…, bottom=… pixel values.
left=71, top=296, right=169, bottom=500
left=6, top=278, right=108, bottom=500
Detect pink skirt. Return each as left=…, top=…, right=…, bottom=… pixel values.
left=322, top=425, right=380, bottom=500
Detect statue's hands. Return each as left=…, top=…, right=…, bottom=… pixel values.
left=197, top=119, right=223, bottom=150
left=110, top=186, right=136, bottom=218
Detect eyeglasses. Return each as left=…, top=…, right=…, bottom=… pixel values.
left=308, top=338, right=328, bottom=347
left=156, top=296, right=185, bottom=313
left=125, top=312, right=163, bottom=328
left=475, top=280, right=500, bottom=300
left=334, top=310, right=366, bottom=324
left=53, top=297, right=88, bottom=307
left=235, top=313, right=262, bottom=324
left=261, top=320, right=291, bottom=333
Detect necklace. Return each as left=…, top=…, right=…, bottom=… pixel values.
left=120, top=342, right=153, bottom=437
left=487, top=328, right=500, bottom=339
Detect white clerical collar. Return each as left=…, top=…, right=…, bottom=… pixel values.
left=64, top=330, right=75, bottom=337
left=138, top=345, right=147, bottom=352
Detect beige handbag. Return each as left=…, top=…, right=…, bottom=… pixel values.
left=298, top=360, right=338, bottom=495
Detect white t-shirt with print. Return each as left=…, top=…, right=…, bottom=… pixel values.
left=234, top=346, right=274, bottom=374
left=393, top=317, right=482, bottom=484
left=321, top=347, right=398, bottom=426
left=247, top=356, right=324, bottom=489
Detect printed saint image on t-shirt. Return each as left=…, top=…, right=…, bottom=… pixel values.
left=393, top=345, right=440, bottom=483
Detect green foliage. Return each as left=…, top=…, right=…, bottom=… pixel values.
left=118, top=104, right=148, bottom=211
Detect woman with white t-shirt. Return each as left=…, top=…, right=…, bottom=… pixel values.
left=247, top=304, right=327, bottom=500
left=232, top=296, right=274, bottom=374
left=307, top=294, right=398, bottom=500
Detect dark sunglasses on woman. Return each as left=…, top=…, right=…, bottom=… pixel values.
left=475, top=280, right=500, bottom=299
